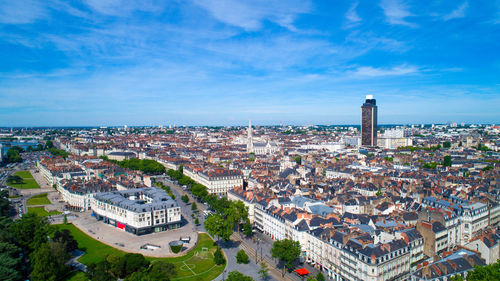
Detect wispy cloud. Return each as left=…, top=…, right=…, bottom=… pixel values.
left=83, top=0, right=164, bottom=16
left=192, top=0, right=311, bottom=31
left=0, top=0, right=46, bottom=24
left=443, top=2, right=468, bottom=21
left=350, top=65, right=419, bottom=77
left=380, top=0, right=417, bottom=27
left=344, top=1, right=362, bottom=28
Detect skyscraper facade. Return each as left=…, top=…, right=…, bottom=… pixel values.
left=361, top=95, right=378, bottom=146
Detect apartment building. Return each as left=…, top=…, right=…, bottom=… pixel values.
left=421, top=196, right=489, bottom=244
left=58, top=179, right=115, bottom=211
left=410, top=249, right=485, bottom=281
left=184, top=166, right=243, bottom=197
left=303, top=228, right=413, bottom=281
left=37, top=157, right=86, bottom=186
left=91, top=187, right=181, bottom=235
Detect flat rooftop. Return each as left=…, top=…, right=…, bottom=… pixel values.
left=94, top=187, right=178, bottom=213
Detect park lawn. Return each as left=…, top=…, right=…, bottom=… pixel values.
left=7, top=179, right=40, bottom=189
left=56, top=224, right=125, bottom=264
left=65, top=271, right=87, bottom=281
left=28, top=206, right=61, bottom=217
left=56, top=224, right=225, bottom=281
left=14, top=170, right=34, bottom=179
left=27, top=193, right=51, bottom=205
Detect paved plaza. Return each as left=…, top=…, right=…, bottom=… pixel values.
left=72, top=212, right=198, bottom=257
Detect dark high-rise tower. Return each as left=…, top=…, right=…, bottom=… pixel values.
left=361, top=95, right=377, bottom=146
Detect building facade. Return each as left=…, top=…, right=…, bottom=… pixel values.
left=91, top=187, right=181, bottom=235
left=361, top=95, right=378, bottom=146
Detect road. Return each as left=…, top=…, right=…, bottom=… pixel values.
left=158, top=177, right=282, bottom=281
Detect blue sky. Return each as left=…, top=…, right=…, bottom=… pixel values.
left=0, top=0, right=499, bottom=126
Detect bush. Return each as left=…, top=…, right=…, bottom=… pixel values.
left=236, top=249, right=249, bottom=264
left=169, top=241, right=183, bottom=253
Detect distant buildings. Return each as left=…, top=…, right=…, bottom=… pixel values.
left=361, top=95, right=378, bottom=146
left=246, top=120, right=280, bottom=155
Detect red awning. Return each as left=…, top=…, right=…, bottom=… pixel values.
left=295, top=268, right=310, bottom=276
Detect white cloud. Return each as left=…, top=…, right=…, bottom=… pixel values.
left=83, top=0, right=164, bottom=16
left=192, top=0, right=311, bottom=31
left=0, top=0, right=45, bottom=24
left=344, top=2, right=363, bottom=28
left=345, top=2, right=361, bottom=25
left=351, top=65, right=419, bottom=77
left=443, top=2, right=468, bottom=21
left=379, top=0, right=417, bottom=27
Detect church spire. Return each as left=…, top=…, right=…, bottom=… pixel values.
left=247, top=120, right=253, bottom=153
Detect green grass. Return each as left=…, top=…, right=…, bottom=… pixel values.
left=56, top=224, right=225, bottom=281
left=7, top=170, right=40, bottom=189
left=14, top=170, right=34, bottom=179
left=28, top=206, right=61, bottom=217
left=27, top=193, right=51, bottom=205
left=7, top=179, right=40, bottom=189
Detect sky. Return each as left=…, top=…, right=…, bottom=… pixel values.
left=0, top=0, right=499, bottom=126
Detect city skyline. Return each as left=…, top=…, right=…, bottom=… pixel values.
left=1, top=0, right=500, bottom=126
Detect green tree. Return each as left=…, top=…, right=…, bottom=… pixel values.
left=10, top=213, right=50, bottom=252
left=30, top=242, right=70, bottom=281
left=53, top=229, right=78, bottom=253
left=448, top=274, right=464, bottom=281
left=258, top=262, right=269, bottom=281
left=45, top=140, right=54, bottom=149
left=191, top=184, right=208, bottom=199
left=242, top=222, right=253, bottom=237
left=0, top=190, right=11, bottom=217
left=467, top=260, right=500, bottom=281
left=316, top=272, right=325, bottom=281
left=213, top=247, right=225, bottom=265
left=118, top=253, right=149, bottom=278
left=191, top=202, right=198, bottom=211
left=236, top=249, right=249, bottom=264
left=227, top=200, right=249, bottom=233
left=181, top=194, right=189, bottom=203
left=194, top=217, right=199, bottom=225
left=6, top=148, right=22, bottom=163
left=443, top=141, right=451, bottom=148
left=443, top=155, right=452, bottom=167
left=271, top=239, right=301, bottom=276
left=6, top=175, right=23, bottom=185
left=294, top=156, right=302, bottom=165
left=146, top=260, right=177, bottom=281
left=227, top=271, right=254, bottom=281
left=86, top=260, right=114, bottom=281
left=482, top=165, right=493, bottom=171
left=0, top=241, right=22, bottom=281
left=204, top=213, right=233, bottom=241
left=106, top=254, right=123, bottom=278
